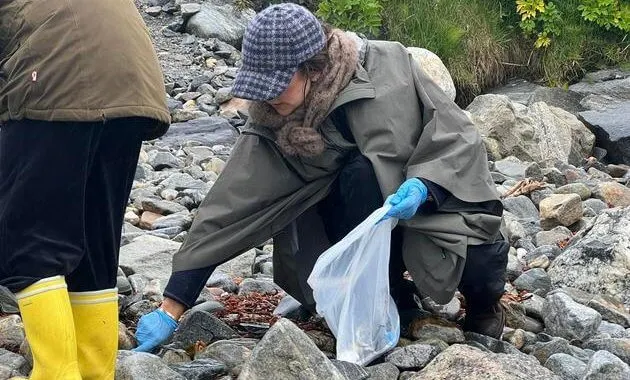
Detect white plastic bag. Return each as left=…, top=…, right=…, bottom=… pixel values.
left=307, top=205, right=400, bottom=365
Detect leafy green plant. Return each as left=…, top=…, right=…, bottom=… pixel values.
left=578, top=0, right=630, bottom=32
left=316, top=0, right=383, bottom=37
left=516, top=0, right=562, bottom=47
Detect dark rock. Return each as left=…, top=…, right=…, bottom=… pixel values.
left=502, top=195, right=539, bottom=220
left=173, top=310, right=239, bottom=348
left=579, top=103, right=630, bottom=165
left=159, top=117, right=238, bottom=148
left=514, top=268, right=552, bottom=296
left=0, top=286, right=18, bottom=314
left=170, top=358, right=228, bottom=379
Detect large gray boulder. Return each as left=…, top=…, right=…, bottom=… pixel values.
left=237, top=318, right=345, bottom=380
left=547, top=206, right=630, bottom=308
left=466, top=94, right=594, bottom=166
left=579, top=102, right=630, bottom=165
left=412, top=344, right=561, bottom=379
left=407, top=47, right=456, bottom=101
left=185, top=3, right=255, bottom=47
left=543, top=292, right=602, bottom=341
left=118, top=235, right=182, bottom=290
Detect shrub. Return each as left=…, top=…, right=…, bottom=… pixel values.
left=316, top=0, right=383, bottom=37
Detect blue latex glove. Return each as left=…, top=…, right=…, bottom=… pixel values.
left=133, top=308, right=178, bottom=352
left=384, top=178, right=429, bottom=220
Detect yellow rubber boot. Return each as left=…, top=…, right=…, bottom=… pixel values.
left=15, top=276, right=82, bottom=380
left=69, top=288, right=119, bottom=380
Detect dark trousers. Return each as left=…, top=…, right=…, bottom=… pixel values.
left=0, top=118, right=148, bottom=293
left=164, top=152, right=507, bottom=309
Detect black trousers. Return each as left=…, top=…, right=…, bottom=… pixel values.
left=0, top=118, right=148, bottom=293
left=165, top=152, right=508, bottom=309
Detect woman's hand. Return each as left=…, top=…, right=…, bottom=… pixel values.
left=384, top=178, right=428, bottom=220
left=133, top=307, right=179, bottom=352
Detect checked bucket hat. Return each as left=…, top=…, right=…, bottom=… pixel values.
left=231, top=3, right=326, bottom=101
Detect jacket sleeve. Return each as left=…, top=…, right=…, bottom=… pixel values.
left=403, top=53, right=500, bottom=205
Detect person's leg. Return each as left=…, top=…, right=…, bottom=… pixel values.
left=0, top=120, right=99, bottom=292
left=65, top=117, right=147, bottom=380
left=458, top=239, right=509, bottom=338
left=0, top=119, right=101, bottom=379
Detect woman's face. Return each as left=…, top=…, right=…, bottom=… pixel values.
left=266, top=70, right=310, bottom=116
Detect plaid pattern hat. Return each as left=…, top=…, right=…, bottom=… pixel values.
left=231, top=3, right=326, bottom=101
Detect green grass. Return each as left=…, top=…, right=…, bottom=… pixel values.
left=381, top=0, right=630, bottom=105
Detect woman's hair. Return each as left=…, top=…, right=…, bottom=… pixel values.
left=298, top=22, right=332, bottom=79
